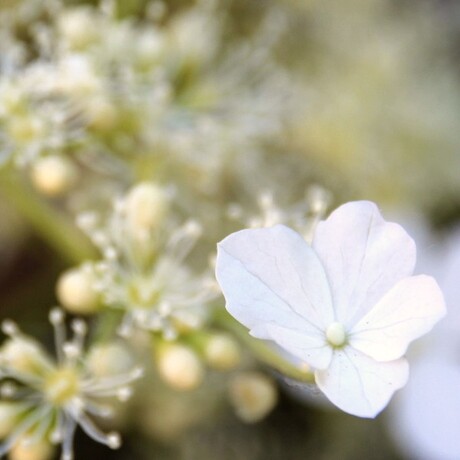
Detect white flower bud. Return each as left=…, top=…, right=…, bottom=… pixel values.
left=157, top=344, right=204, bottom=391
left=10, top=438, right=54, bottom=460
left=1, top=338, right=52, bottom=375
left=229, top=372, right=278, bottom=423
left=56, top=267, right=100, bottom=314
left=204, top=333, right=241, bottom=371
left=135, top=31, right=164, bottom=68
left=55, top=55, right=101, bottom=96
left=30, top=156, right=78, bottom=197
left=57, top=9, right=99, bottom=50
left=124, top=183, right=168, bottom=242
left=86, top=343, right=134, bottom=377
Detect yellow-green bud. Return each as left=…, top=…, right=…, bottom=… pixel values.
left=56, top=267, right=100, bottom=315
left=1, top=338, right=52, bottom=376
left=124, top=183, right=168, bottom=243
left=204, top=333, right=241, bottom=371
left=10, top=438, right=54, bottom=460
left=157, top=344, right=203, bottom=391
left=86, top=343, right=134, bottom=377
left=30, top=156, right=78, bottom=197
left=229, top=372, right=278, bottom=423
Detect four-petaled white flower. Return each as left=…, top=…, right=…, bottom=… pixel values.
left=215, top=201, right=446, bottom=417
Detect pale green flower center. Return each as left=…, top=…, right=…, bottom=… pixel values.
left=326, top=322, right=347, bottom=348
left=43, top=366, right=80, bottom=406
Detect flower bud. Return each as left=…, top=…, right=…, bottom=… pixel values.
left=124, top=183, right=168, bottom=242
left=10, top=438, right=54, bottom=460
left=86, top=342, right=134, bottom=377
left=204, top=333, right=241, bottom=371
left=56, top=266, right=100, bottom=314
left=229, top=372, right=278, bottom=423
left=157, top=344, right=204, bottom=391
left=58, top=9, right=99, bottom=50
left=30, top=156, right=78, bottom=197
left=1, top=338, right=52, bottom=375
left=135, top=31, right=164, bottom=69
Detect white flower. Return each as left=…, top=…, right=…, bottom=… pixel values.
left=0, top=309, right=142, bottom=460
left=215, top=201, right=446, bottom=418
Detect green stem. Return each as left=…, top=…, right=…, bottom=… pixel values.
left=213, top=308, right=315, bottom=384
left=0, top=169, right=97, bottom=264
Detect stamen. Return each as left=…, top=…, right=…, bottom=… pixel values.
left=1, top=320, right=19, bottom=337
left=1, top=382, right=17, bottom=398
left=60, top=415, right=77, bottom=460
left=63, top=343, right=81, bottom=360
left=50, top=308, right=66, bottom=364
left=116, top=386, right=132, bottom=402
left=166, top=220, right=202, bottom=263
left=70, top=408, right=120, bottom=449
left=49, top=308, right=64, bottom=325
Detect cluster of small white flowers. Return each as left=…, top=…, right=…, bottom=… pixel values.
left=0, top=0, right=300, bottom=199
left=227, top=185, right=331, bottom=242
left=74, top=183, right=218, bottom=340
left=0, top=308, right=142, bottom=460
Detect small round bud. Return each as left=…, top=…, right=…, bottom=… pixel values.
left=30, top=156, right=78, bottom=197
left=135, top=31, right=164, bottom=69
left=124, top=183, right=168, bottom=242
left=229, top=372, right=278, bottom=423
left=1, top=338, right=52, bottom=375
left=58, top=8, right=99, bottom=50
left=56, top=267, right=100, bottom=314
left=157, top=344, right=204, bottom=391
left=86, top=343, right=134, bottom=377
left=10, top=438, right=54, bottom=460
left=204, top=334, right=241, bottom=371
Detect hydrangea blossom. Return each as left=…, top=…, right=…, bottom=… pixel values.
left=215, top=201, right=446, bottom=417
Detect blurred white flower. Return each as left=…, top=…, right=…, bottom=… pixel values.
left=216, top=201, right=445, bottom=417
left=0, top=309, right=142, bottom=460
left=77, top=184, right=218, bottom=340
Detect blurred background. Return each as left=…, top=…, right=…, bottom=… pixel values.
left=1, top=0, right=460, bottom=459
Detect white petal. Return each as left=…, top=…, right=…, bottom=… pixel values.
left=216, top=225, right=334, bottom=330
left=315, top=348, right=409, bottom=418
left=312, top=201, right=416, bottom=327
left=253, top=323, right=333, bottom=370
left=349, top=275, right=445, bottom=361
